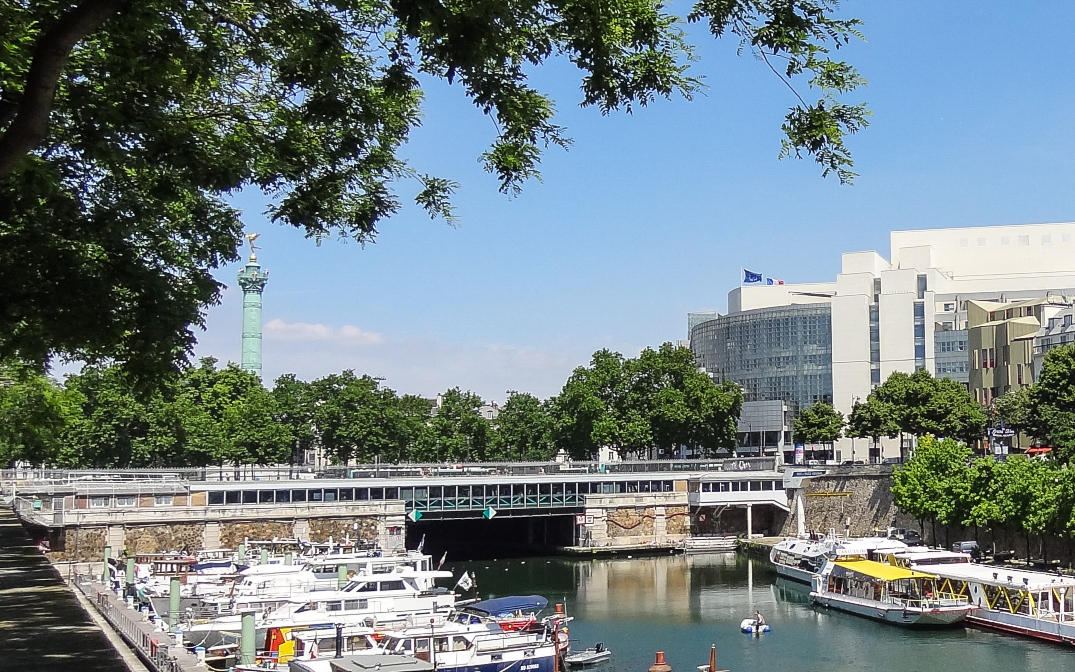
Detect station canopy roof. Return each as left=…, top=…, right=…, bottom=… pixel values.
left=833, top=559, right=934, bottom=582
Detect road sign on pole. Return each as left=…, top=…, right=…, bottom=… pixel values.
left=407, top=509, right=423, bottom=522
left=483, top=507, right=497, bottom=519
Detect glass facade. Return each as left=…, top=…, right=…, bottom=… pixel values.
left=690, top=304, right=833, bottom=409
left=934, top=328, right=969, bottom=384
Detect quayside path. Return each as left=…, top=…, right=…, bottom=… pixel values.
left=0, top=505, right=133, bottom=672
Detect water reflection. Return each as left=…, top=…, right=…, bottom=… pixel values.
left=452, top=554, right=1075, bottom=672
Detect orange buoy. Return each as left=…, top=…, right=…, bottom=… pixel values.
left=649, top=651, right=672, bottom=672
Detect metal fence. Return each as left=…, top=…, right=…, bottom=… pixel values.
left=74, top=576, right=202, bottom=672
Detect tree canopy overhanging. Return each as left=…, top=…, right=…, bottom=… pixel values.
left=1, top=1, right=867, bottom=375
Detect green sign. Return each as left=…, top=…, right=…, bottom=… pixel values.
left=408, top=509, right=423, bottom=522
left=483, top=507, right=497, bottom=519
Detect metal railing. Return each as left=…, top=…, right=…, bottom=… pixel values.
left=74, top=576, right=202, bottom=672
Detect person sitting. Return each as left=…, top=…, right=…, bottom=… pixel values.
left=594, top=643, right=604, bottom=653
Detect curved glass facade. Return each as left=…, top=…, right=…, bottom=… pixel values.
left=690, top=304, right=833, bottom=409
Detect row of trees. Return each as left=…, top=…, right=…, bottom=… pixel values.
left=0, top=344, right=743, bottom=468
left=793, top=369, right=989, bottom=458
left=893, top=436, right=1074, bottom=562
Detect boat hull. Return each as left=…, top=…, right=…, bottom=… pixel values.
left=773, top=565, right=815, bottom=585
left=967, top=612, right=1075, bottom=645
left=810, top=592, right=971, bottom=627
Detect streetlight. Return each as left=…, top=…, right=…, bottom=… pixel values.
left=430, top=618, right=437, bottom=669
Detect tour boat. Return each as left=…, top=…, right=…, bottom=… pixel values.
left=770, top=532, right=909, bottom=584
left=915, top=562, right=1075, bottom=644
left=810, top=558, right=975, bottom=626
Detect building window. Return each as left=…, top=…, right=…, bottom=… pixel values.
left=1019, top=235, right=1030, bottom=246
left=154, top=495, right=174, bottom=506
left=116, top=495, right=135, bottom=507
left=90, top=496, right=109, bottom=508
left=1017, top=363, right=1024, bottom=385
left=916, top=275, right=927, bottom=299
left=913, top=302, right=925, bottom=319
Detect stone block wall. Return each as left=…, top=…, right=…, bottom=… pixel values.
left=53, top=527, right=106, bottom=562
left=124, top=524, right=204, bottom=554
left=780, top=474, right=903, bottom=538
left=220, top=521, right=294, bottom=548
left=665, top=506, right=690, bottom=536
left=307, top=518, right=379, bottom=543
left=606, top=507, right=656, bottom=539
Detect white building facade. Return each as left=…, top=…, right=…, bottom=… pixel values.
left=692, top=221, right=1075, bottom=461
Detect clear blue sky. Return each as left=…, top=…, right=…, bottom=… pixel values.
left=195, top=1, right=1075, bottom=403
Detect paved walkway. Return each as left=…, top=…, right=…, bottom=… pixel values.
left=0, top=506, right=132, bottom=671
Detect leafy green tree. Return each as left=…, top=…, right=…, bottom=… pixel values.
left=272, top=374, right=317, bottom=467
left=847, top=396, right=898, bottom=458
left=176, top=358, right=292, bottom=467
left=310, top=371, right=400, bottom=465
left=892, top=435, right=973, bottom=542
left=794, top=402, right=844, bottom=460
left=993, top=386, right=1032, bottom=450
left=1, top=1, right=868, bottom=376
left=417, top=388, right=493, bottom=462
left=1028, top=345, right=1075, bottom=463
left=0, top=362, right=79, bottom=465
left=62, top=365, right=158, bottom=467
left=495, top=392, right=554, bottom=461
left=389, top=395, right=435, bottom=463
left=870, top=369, right=986, bottom=457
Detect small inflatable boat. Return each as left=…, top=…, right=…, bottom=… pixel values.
left=739, top=618, right=771, bottom=634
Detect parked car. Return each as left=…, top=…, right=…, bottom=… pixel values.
left=951, top=540, right=981, bottom=560
left=887, top=527, right=923, bottom=545
left=841, top=460, right=865, bottom=466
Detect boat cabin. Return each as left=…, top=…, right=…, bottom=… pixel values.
left=826, top=559, right=947, bottom=607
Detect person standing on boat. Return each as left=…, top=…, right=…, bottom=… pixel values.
left=754, top=610, right=765, bottom=627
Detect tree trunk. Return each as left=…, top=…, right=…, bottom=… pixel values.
left=0, top=0, right=128, bottom=176
left=1026, top=534, right=1031, bottom=564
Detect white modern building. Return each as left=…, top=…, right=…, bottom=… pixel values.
left=691, top=221, right=1075, bottom=460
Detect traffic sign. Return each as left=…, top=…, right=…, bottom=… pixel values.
left=407, top=509, right=423, bottom=522
left=483, top=507, right=497, bottom=520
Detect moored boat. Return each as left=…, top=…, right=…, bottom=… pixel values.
left=769, top=532, right=909, bottom=584
left=915, top=562, right=1075, bottom=644
left=564, top=643, right=611, bottom=667
left=810, top=558, right=975, bottom=627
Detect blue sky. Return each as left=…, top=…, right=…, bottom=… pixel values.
left=195, top=1, right=1075, bottom=403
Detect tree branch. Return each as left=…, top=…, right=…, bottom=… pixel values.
left=0, top=0, right=127, bottom=177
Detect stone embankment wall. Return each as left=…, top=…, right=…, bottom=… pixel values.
left=47, top=515, right=389, bottom=561
left=779, top=472, right=914, bottom=538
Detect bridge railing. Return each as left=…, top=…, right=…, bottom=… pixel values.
left=2, top=457, right=776, bottom=488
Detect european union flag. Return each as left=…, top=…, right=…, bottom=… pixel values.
left=743, top=269, right=763, bottom=284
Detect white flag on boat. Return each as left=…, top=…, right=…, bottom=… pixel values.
left=455, top=571, right=474, bottom=592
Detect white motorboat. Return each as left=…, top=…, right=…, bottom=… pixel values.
left=564, top=643, right=611, bottom=667
left=810, top=558, right=975, bottom=627
left=288, top=617, right=559, bottom=672
left=770, top=532, right=909, bottom=584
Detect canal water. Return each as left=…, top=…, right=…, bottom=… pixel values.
left=449, top=553, right=1075, bottom=672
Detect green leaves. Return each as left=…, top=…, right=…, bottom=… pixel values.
left=2, top=1, right=870, bottom=379
left=794, top=401, right=843, bottom=444
left=1028, top=345, right=1075, bottom=462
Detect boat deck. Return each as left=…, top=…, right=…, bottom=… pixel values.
left=0, top=505, right=135, bottom=671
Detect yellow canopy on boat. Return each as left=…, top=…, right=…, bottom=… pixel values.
left=833, top=559, right=935, bottom=582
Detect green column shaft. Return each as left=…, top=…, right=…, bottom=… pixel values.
left=241, top=611, right=256, bottom=665
left=125, top=557, right=135, bottom=587
left=237, top=259, right=268, bottom=378
left=338, top=564, right=349, bottom=588
left=284, top=551, right=293, bottom=565
left=260, top=548, right=268, bottom=565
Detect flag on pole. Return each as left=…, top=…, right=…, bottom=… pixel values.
left=455, top=571, right=474, bottom=592
left=416, top=534, right=426, bottom=553
left=437, top=551, right=447, bottom=570
left=743, top=269, right=763, bottom=284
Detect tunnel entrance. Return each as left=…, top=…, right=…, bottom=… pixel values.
left=406, top=513, right=578, bottom=560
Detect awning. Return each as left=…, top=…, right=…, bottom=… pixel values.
left=833, top=559, right=935, bottom=582
left=1026, top=447, right=1053, bottom=455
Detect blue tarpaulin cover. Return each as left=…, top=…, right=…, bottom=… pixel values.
left=466, top=595, right=548, bottom=616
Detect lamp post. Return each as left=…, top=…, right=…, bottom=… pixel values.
left=430, top=618, right=437, bottom=669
